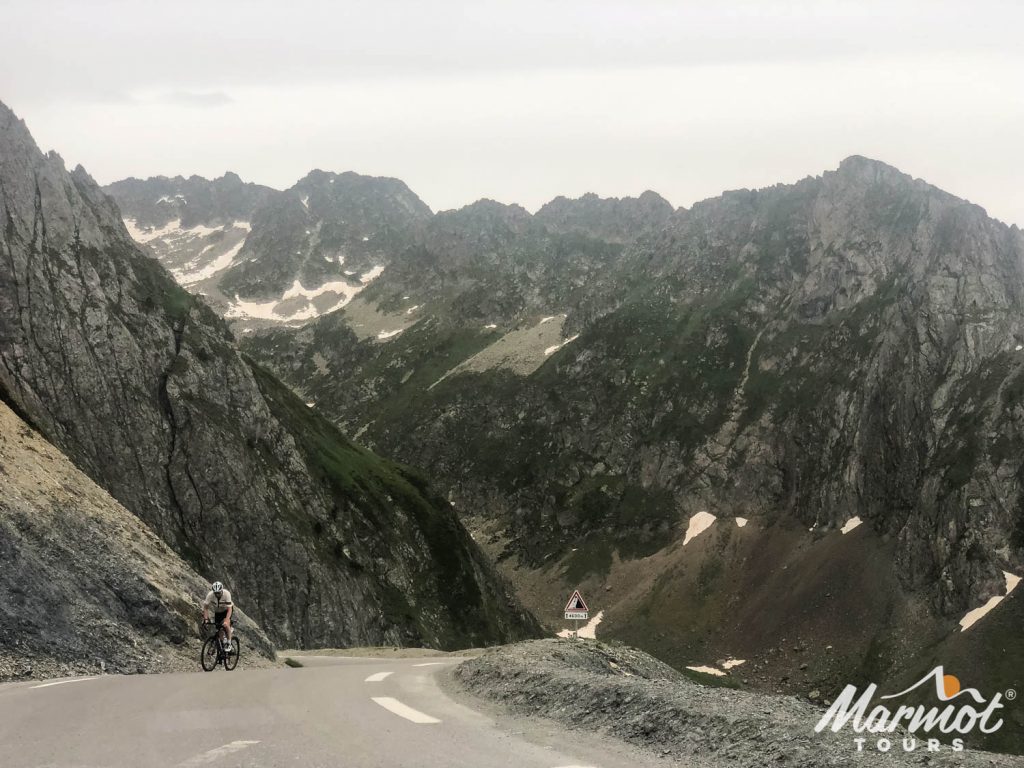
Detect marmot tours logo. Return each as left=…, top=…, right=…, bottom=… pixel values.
left=815, top=667, right=1009, bottom=753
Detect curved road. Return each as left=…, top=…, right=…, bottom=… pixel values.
left=0, top=653, right=663, bottom=768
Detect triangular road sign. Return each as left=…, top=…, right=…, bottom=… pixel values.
left=564, top=589, right=589, bottom=613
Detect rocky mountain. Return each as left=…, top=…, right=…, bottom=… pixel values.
left=243, top=156, right=1024, bottom=742
left=535, top=190, right=674, bottom=244
left=0, top=400, right=275, bottom=680
left=0, top=100, right=538, bottom=653
left=105, top=170, right=432, bottom=329
left=104, top=173, right=273, bottom=298
left=105, top=172, right=274, bottom=230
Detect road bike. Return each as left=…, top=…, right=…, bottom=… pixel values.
left=200, top=620, right=240, bottom=672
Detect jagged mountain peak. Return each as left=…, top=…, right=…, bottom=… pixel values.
left=833, top=153, right=929, bottom=181
left=535, top=189, right=674, bottom=243
left=441, top=198, right=533, bottom=221
left=540, top=189, right=672, bottom=208
left=290, top=169, right=433, bottom=216
left=0, top=99, right=30, bottom=137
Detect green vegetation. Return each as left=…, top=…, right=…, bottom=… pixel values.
left=247, top=359, right=523, bottom=648
left=123, top=244, right=196, bottom=322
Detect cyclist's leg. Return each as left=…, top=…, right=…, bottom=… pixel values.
left=215, top=612, right=228, bottom=649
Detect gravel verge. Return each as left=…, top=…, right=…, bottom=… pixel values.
left=453, top=639, right=1023, bottom=767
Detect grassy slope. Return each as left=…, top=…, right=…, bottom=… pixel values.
left=248, top=360, right=540, bottom=648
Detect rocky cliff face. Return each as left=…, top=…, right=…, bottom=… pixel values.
left=0, top=400, right=275, bottom=680
left=103, top=173, right=271, bottom=300
left=104, top=172, right=275, bottom=230
left=244, top=157, right=1024, bottom=707
left=535, top=190, right=674, bottom=244
left=0, top=101, right=538, bottom=651
left=219, top=169, right=431, bottom=301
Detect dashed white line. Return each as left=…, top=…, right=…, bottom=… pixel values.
left=30, top=677, right=98, bottom=689
left=177, top=740, right=260, bottom=767
left=372, top=696, right=441, bottom=724
left=365, top=671, right=394, bottom=682
left=411, top=662, right=445, bottom=667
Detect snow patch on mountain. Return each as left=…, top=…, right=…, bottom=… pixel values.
left=124, top=217, right=184, bottom=243
left=683, top=511, right=716, bottom=546
left=959, top=571, right=1021, bottom=631
left=840, top=516, right=863, bottom=534
left=360, top=265, right=385, bottom=283
left=225, top=267, right=386, bottom=324
left=175, top=240, right=246, bottom=286
left=686, top=665, right=726, bottom=677
left=544, top=333, right=580, bottom=356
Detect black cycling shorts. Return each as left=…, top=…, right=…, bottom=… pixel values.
left=214, top=611, right=229, bottom=628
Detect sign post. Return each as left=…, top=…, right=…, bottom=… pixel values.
left=563, top=590, right=589, bottom=639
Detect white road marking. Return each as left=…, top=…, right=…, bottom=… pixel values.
left=177, top=740, right=260, bottom=767
left=411, top=662, right=445, bottom=667
left=372, top=696, right=441, bottom=724
left=30, top=677, right=97, bottom=689
left=365, top=671, right=394, bottom=682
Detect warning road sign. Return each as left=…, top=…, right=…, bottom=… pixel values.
left=564, top=590, right=589, bottom=620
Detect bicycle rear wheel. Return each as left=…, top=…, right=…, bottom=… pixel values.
left=200, top=637, right=219, bottom=671
left=224, top=638, right=240, bottom=671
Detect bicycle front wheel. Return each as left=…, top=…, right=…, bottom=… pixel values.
left=200, top=637, right=219, bottom=672
left=224, top=638, right=240, bottom=671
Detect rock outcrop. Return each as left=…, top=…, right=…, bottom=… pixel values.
left=0, top=400, right=275, bottom=679
left=535, top=190, right=674, bottom=244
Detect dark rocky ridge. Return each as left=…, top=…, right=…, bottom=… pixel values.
left=0, top=101, right=539, bottom=651
left=535, top=190, right=674, bottom=244
left=104, top=172, right=275, bottom=229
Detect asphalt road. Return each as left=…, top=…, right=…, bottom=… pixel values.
left=0, top=653, right=666, bottom=768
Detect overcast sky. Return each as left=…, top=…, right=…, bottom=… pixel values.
left=1, top=1, right=1022, bottom=223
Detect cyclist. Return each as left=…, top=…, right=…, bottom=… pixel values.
left=202, top=581, right=235, bottom=652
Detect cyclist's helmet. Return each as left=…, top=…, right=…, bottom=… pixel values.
left=211, top=581, right=223, bottom=595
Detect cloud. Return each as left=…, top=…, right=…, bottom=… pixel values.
left=161, top=91, right=234, bottom=108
